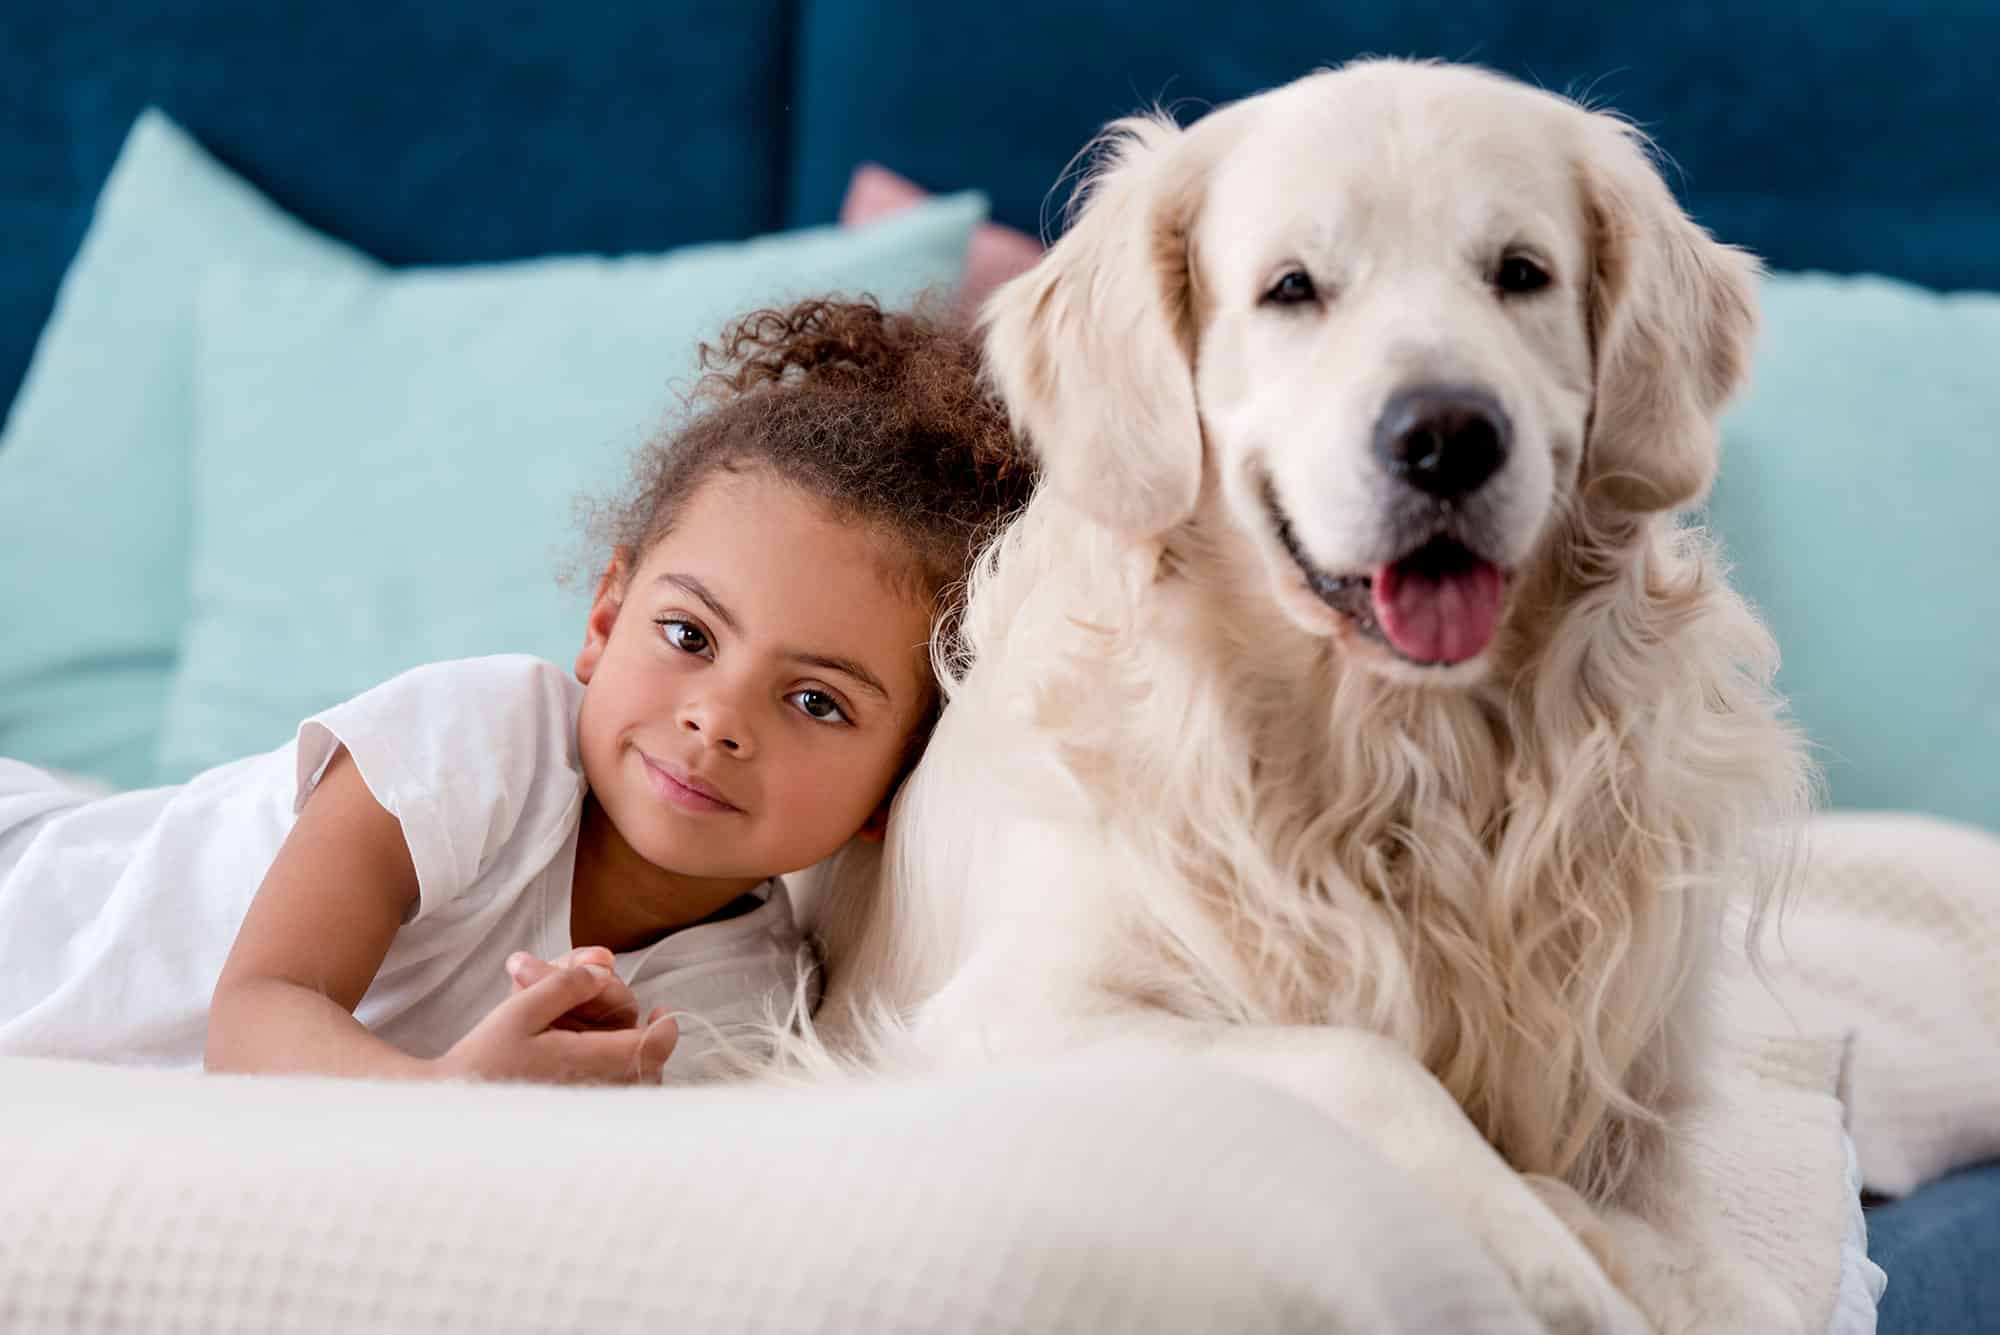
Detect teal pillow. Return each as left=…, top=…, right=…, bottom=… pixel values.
left=0, top=110, right=372, bottom=789
left=158, top=193, right=986, bottom=781
left=1707, top=272, right=2000, bottom=830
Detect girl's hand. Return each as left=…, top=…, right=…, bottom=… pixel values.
left=439, top=964, right=678, bottom=1084
left=505, top=948, right=670, bottom=1033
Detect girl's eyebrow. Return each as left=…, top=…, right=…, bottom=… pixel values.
left=655, top=573, right=739, bottom=633
left=788, top=652, right=891, bottom=704
left=654, top=572, right=893, bottom=703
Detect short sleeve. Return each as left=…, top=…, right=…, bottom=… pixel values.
left=293, top=655, right=585, bottom=922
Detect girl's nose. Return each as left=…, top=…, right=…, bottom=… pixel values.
left=679, top=698, right=751, bottom=757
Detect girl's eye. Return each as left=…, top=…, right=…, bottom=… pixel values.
left=788, top=689, right=852, bottom=726
left=656, top=618, right=711, bottom=657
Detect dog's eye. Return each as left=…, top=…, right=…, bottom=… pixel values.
left=1493, top=255, right=1552, bottom=296
left=1262, top=269, right=1319, bottom=306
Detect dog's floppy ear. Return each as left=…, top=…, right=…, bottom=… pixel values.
left=1578, top=117, right=1761, bottom=514
left=981, top=116, right=1208, bottom=539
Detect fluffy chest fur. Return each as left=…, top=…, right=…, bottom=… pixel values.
left=957, top=496, right=1805, bottom=1201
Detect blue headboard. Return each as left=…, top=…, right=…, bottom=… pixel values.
left=785, top=0, right=2000, bottom=294
left=8, top=0, right=1996, bottom=415
left=2, top=0, right=794, bottom=413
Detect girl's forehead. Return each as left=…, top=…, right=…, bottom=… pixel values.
left=674, top=467, right=852, bottom=542
left=649, top=473, right=918, bottom=589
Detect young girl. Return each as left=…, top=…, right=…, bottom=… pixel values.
left=0, top=298, right=1033, bottom=1084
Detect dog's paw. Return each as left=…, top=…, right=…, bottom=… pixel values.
left=1598, top=1211, right=1808, bottom=1335
left=1467, top=1187, right=1655, bottom=1335
left=1659, top=1257, right=1806, bottom=1335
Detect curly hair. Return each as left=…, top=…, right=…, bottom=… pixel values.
left=586, top=296, right=1036, bottom=658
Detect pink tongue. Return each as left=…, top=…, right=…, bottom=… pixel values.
left=1371, top=558, right=1504, bottom=664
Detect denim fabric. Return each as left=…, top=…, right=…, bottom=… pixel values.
left=1869, top=1159, right=2000, bottom=1335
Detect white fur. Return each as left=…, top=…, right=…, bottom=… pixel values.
left=789, top=61, right=1815, bottom=1333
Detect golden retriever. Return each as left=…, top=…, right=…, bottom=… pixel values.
left=801, top=60, right=1815, bottom=1333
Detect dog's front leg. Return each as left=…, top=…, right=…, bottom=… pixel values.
left=1197, top=1025, right=1654, bottom=1335
left=1540, top=1137, right=1817, bottom=1335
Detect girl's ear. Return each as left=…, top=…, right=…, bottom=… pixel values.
left=855, top=800, right=891, bottom=844
left=856, top=758, right=916, bottom=843
left=574, top=548, right=634, bottom=684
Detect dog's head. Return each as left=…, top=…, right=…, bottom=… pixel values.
left=984, top=60, right=1758, bottom=684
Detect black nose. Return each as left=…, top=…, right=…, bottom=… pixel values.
left=1372, top=384, right=1511, bottom=500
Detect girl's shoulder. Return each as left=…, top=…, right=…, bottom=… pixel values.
left=306, top=656, right=585, bottom=779
left=297, top=656, right=587, bottom=919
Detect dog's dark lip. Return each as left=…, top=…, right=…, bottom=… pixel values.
left=1256, top=474, right=1501, bottom=664
left=1258, top=474, right=1381, bottom=632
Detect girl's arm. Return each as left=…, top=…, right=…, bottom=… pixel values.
left=206, top=745, right=428, bottom=1078
left=206, top=746, right=673, bottom=1082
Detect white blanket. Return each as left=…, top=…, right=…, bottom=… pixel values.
left=1, top=812, right=1986, bottom=1333
left=1693, top=989, right=1879, bottom=1334
left=1695, top=809, right=2000, bottom=1334
left=1771, top=811, right=2000, bottom=1197
left=0, top=1052, right=1552, bottom=1334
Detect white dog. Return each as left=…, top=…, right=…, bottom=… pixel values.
left=800, top=60, right=1815, bottom=1333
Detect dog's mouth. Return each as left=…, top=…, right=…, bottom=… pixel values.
left=1261, top=481, right=1507, bottom=667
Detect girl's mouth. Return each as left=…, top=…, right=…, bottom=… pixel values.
left=640, top=754, right=740, bottom=814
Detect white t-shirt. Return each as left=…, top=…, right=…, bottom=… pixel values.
left=0, top=655, right=816, bottom=1081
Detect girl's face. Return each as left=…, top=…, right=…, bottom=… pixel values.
left=574, top=469, right=935, bottom=900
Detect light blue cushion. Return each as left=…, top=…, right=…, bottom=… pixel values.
left=1706, top=273, right=2000, bottom=830
left=157, top=193, right=985, bottom=781
left=0, top=109, right=372, bottom=789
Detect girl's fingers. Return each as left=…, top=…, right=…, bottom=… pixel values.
left=504, top=964, right=613, bottom=1035
left=507, top=952, right=553, bottom=988
left=554, top=1018, right=675, bottom=1084
left=637, top=1014, right=679, bottom=1078
left=510, top=949, right=616, bottom=993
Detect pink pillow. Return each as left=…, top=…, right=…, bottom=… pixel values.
left=840, top=163, right=1043, bottom=311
